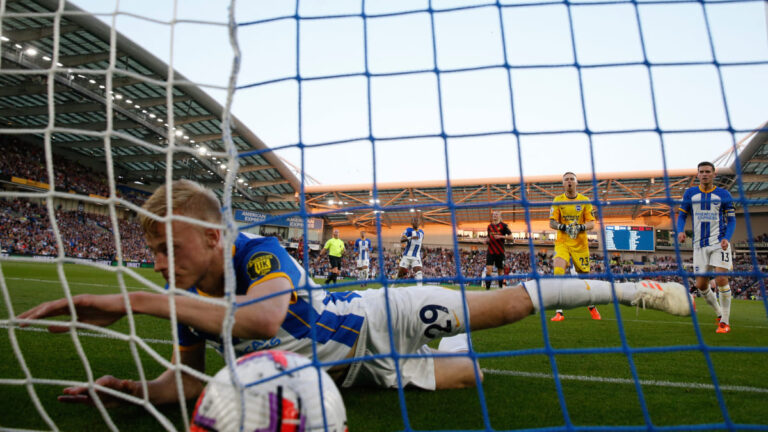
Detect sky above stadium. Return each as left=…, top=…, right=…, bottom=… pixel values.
left=71, top=0, right=768, bottom=186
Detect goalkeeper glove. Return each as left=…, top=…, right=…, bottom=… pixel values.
left=566, top=224, right=586, bottom=239
left=557, top=223, right=568, bottom=231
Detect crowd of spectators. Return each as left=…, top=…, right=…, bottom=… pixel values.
left=0, top=139, right=147, bottom=206
left=0, top=198, right=151, bottom=262
left=2, top=193, right=765, bottom=299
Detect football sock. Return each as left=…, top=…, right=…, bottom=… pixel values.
left=485, top=280, right=491, bottom=290
left=718, top=284, right=732, bottom=324
left=524, top=279, right=637, bottom=313
left=701, top=287, right=723, bottom=317
left=415, top=270, right=423, bottom=286
left=554, top=267, right=566, bottom=276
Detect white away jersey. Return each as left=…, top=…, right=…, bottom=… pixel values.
left=402, top=227, right=424, bottom=258
left=678, top=185, right=736, bottom=248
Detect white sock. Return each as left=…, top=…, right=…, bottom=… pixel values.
left=416, top=270, right=423, bottom=286
left=363, top=269, right=369, bottom=280
left=524, top=279, right=636, bottom=313
left=718, top=284, right=732, bottom=324
left=438, top=333, right=469, bottom=352
left=701, top=288, right=723, bottom=317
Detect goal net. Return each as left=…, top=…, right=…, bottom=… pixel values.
left=1, top=0, right=767, bottom=431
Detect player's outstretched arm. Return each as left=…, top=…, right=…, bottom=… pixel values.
left=131, top=276, right=291, bottom=340
left=19, top=277, right=291, bottom=340
left=59, top=347, right=206, bottom=406
left=17, top=294, right=129, bottom=333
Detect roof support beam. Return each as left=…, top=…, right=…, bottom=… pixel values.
left=54, top=119, right=145, bottom=131
left=238, top=165, right=273, bottom=173
left=59, top=52, right=117, bottom=67
left=53, top=138, right=156, bottom=149
left=0, top=75, right=142, bottom=97
left=189, top=132, right=240, bottom=143
left=249, top=179, right=290, bottom=189
left=131, top=96, right=193, bottom=107
left=1, top=24, right=81, bottom=42
left=115, top=152, right=193, bottom=163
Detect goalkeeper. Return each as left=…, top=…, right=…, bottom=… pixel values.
left=16, top=180, right=692, bottom=407
left=549, top=172, right=600, bottom=322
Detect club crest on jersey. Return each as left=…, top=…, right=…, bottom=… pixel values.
left=247, top=251, right=280, bottom=280
left=575, top=205, right=582, bottom=212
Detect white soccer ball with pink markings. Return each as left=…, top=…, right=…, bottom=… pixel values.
left=190, top=350, right=347, bottom=432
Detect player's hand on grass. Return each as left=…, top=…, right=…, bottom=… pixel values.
left=59, top=375, right=140, bottom=407
left=17, top=294, right=128, bottom=332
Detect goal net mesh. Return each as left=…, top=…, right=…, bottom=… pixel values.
left=1, top=0, right=767, bottom=431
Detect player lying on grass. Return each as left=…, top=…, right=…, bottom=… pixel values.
left=16, top=180, right=693, bottom=407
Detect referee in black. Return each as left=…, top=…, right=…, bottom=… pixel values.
left=319, top=229, right=345, bottom=285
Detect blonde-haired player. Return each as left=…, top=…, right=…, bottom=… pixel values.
left=549, top=172, right=600, bottom=321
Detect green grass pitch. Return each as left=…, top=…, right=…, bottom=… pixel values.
left=1, top=261, right=767, bottom=431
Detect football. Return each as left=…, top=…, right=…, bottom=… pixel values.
left=190, top=350, right=348, bottom=432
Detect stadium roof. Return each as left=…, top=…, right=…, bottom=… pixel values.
left=0, top=0, right=299, bottom=212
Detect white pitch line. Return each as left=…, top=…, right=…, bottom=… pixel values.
left=4, top=276, right=150, bottom=290
left=483, top=368, right=768, bottom=394
left=0, top=324, right=172, bottom=346
left=2, top=325, right=767, bottom=395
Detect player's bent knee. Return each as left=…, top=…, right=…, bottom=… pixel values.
left=434, top=356, right=483, bottom=390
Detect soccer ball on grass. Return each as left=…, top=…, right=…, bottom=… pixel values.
left=190, top=350, right=347, bottom=432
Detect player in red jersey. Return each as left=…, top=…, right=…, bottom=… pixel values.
left=485, top=211, right=512, bottom=290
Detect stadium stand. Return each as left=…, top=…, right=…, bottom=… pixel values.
left=2, top=140, right=765, bottom=296
left=0, top=198, right=151, bottom=263
left=0, top=137, right=149, bottom=206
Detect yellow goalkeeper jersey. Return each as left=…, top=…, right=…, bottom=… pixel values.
left=550, top=193, right=595, bottom=246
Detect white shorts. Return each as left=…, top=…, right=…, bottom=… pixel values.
left=399, top=255, right=422, bottom=269
left=356, top=258, right=369, bottom=268
left=693, top=243, right=733, bottom=273
left=341, top=286, right=468, bottom=390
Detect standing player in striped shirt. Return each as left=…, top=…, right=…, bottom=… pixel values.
left=677, top=161, right=736, bottom=333
left=354, top=230, right=372, bottom=287
left=485, top=211, right=512, bottom=290
left=397, top=216, right=425, bottom=286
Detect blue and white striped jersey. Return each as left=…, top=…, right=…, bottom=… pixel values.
left=677, top=185, right=736, bottom=248
left=402, top=227, right=424, bottom=258
left=176, top=232, right=363, bottom=363
left=355, top=238, right=371, bottom=261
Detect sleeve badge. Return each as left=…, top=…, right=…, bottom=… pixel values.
left=247, top=251, right=281, bottom=280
